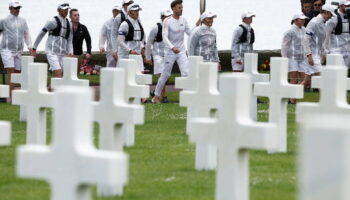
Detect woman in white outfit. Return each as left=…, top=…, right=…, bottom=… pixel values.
left=281, top=13, right=308, bottom=103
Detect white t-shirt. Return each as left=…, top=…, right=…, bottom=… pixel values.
left=162, top=15, right=191, bottom=54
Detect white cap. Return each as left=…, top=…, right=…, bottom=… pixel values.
left=57, top=3, right=70, bottom=10
left=9, top=0, right=22, bottom=8
left=292, top=13, right=308, bottom=20
left=160, top=10, right=172, bottom=17
left=241, top=11, right=256, bottom=19
left=127, top=3, right=142, bottom=12
left=322, top=4, right=336, bottom=16
left=339, top=0, right=350, bottom=6
left=113, top=5, right=122, bottom=10
left=123, top=0, right=134, bottom=5
left=200, top=11, right=217, bottom=21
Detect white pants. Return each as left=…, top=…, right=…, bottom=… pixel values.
left=47, top=54, right=64, bottom=71
left=154, top=52, right=188, bottom=97
left=106, top=52, right=117, bottom=67
left=1, top=51, right=22, bottom=70
left=289, top=59, right=307, bottom=73
left=153, top=55, right=165, bottom=75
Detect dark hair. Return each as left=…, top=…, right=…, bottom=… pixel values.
left=171, top=0, right=183, bottom=9
left=69, top=8, right=78, bottom=17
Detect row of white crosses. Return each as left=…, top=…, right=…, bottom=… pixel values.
left=0, top=83, right=11, bottom=146
left=297, top=55, right=350, bottom=200
left=179, top=53, right=305, bottom=199
left=13, top=56, right=149, bottom=199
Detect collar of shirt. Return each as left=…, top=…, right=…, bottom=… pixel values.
left=127, top=16, right=138, bottom=24
left=316, top=14, right=326, bottom=23
left=8, top=14, right=17, bottom=19
left=201, top=24, right=211, bottom=29
left=241, top=22, right=251, bottom=29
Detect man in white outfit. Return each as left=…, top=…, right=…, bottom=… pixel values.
left=145, top=10, right=172, bottom=103
left=0, top=0, right=33, bottom=99
left=32, top=3, right=73, bottom=78
left=152, top=0, right=191, bottom=104
left=99, top=5, right=121, bottom=67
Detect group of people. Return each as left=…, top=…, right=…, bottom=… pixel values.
left=1, top=0, right=349, bottom=104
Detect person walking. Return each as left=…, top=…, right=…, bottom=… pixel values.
left=99, top=5, right=121, bottom=67
left=32, top=2, right=73, bottom=78
left=145, top=10, right=172, bottom=103
left=152, top=0, right=191, bottom=104
left=231, top=11, right=256, bottom=72
left=0, top=0, right=33, bottom=101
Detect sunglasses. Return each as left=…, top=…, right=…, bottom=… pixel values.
left=60, top=3, right=70, bottom=7
left=12, top=7, right=21, bottom=10
left=314, top=4, right=322, bottom=7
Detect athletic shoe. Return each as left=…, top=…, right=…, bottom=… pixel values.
left=161, top=96, right=170, bottom=103
left=152, top=96, right=161, bottom=104
left=150, top=90, right=155, bottom=98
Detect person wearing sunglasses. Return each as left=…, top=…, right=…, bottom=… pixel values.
left=325, top=0, right=350, bottom=68
left=32, top=3, right=73, bottom=78
left=313, top=0, right=323, bottom=16
left=303, top=4, right=335, bottom=90
left=0, top=0, right=33, bottom=102
left=302, top=1, right=314, bottom=26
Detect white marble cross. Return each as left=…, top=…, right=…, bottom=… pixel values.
left=17, top=86, right=128, bottom=200
left=180, top=61, right=220, bottom=171
left=129, top=55, right=152, bottom=85
left=51, top=57, right=89, bottom=89
left=0, top=84, right=11, bottom=146
left=243, top=53, right=269, bottom=120
left=12, top=63, right=53, bottom=144
left=11, top=56, right=34, bottom=122
left=254, top=57, right=304, bottom=153
left=176, top=56, right=203, bottom=133
left=119, top=59, right=149, bottom=147
left=297, top=65, right=350, bottom=200
left=312, top=54, right=349, bottom=89
left=190, top=73, right=277, bottom=200
left=94, top=68, right=143, bottom=196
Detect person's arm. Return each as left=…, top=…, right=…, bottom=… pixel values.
left=188, top=28, right=200, bottom=56
left=231, top=27, right=243, bottom=61
left=162, top=17, right=175, bottom=50
left=111, top=16, right=121, bottom=53
left=281, top=30, right=292, bottom=58
left=184, top=18, right=191, bottom=36
left=99, top=23, right=107, bottom=53
left=83, top=25, right=92, bottom=55
left=145, top=26, right=157, bottom=60
left=303, top=26, right=314, bottom=56
left=33, top=19, right=57, bottom=50
left=0, top=19, right=3, bottom=37
left=212, top=30, right=220, bottom=63
left=116, top=22, right=131, bottom=52
left=324, top=18, right=336, bottom=54
left=67, top=22, right=73, bottom=55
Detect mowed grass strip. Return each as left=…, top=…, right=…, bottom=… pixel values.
left=0, top=91, right=319, bottom=200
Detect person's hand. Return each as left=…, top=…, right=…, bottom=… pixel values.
left=307, top=55, right=314, bottom=66
left=85, top=53, right=91, bottom=59
left=29, top=48, right=36, bottom=57
left=145, top=59, right=153, bottom=66
left=67, top=53, right=73, bottom=57
left=129, top=50, right=139, bottom=55
left=112, top=52, right=118, bottom=61
left=99, top=48, right=105, bottom=54
left=236, top=60, right=242, bottom=65
left=218, top=63, right=222, bottom=72
left=172, top=47, right=180, bottom=54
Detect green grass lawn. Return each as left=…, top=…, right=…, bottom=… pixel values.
left=0, top=91, right=323, bottom=200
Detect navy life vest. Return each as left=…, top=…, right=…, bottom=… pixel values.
left=121, top=12, right=126, bottom=23
left=155, top=23, right=163, bottom=42
left=47, top=16, right=70, bottom=40
left=334, top=9, right=350, bottom=35
left=125, top=19, right=145, bottom=42
left=239, top=24, right=255, bottom=44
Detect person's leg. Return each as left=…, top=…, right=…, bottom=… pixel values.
left=177, top=52, right=189, bottom=77
left=47, top=54, right=63, bottom=78
left=153, top=54, right=176, bottom=103
left=106, top=52, right=117, bottom=67
left=1, top=51, right=16, bottom=101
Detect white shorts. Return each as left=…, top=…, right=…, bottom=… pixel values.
left=47, top=54, right=64, bottom=71
left=106, top=51, right=117, bottom=67
left=304, top=55, right=322, bottom=75
left=289, top=59, right=307, bottom=73
left=0, top=51, right=22, bottom=70
left=231, top=58, right=243, bottom=71
left=153, top=55, right=165, bottom=75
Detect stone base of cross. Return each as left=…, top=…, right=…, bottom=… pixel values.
left=51, top=57, right=89, bottom=90
left=11, top=56, right=34, bottom=122
left=298, top=65, right=350, bottom=200
left=17, top=86, right=128, bottom=200
left=0, top=84, right=11, bottom=146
